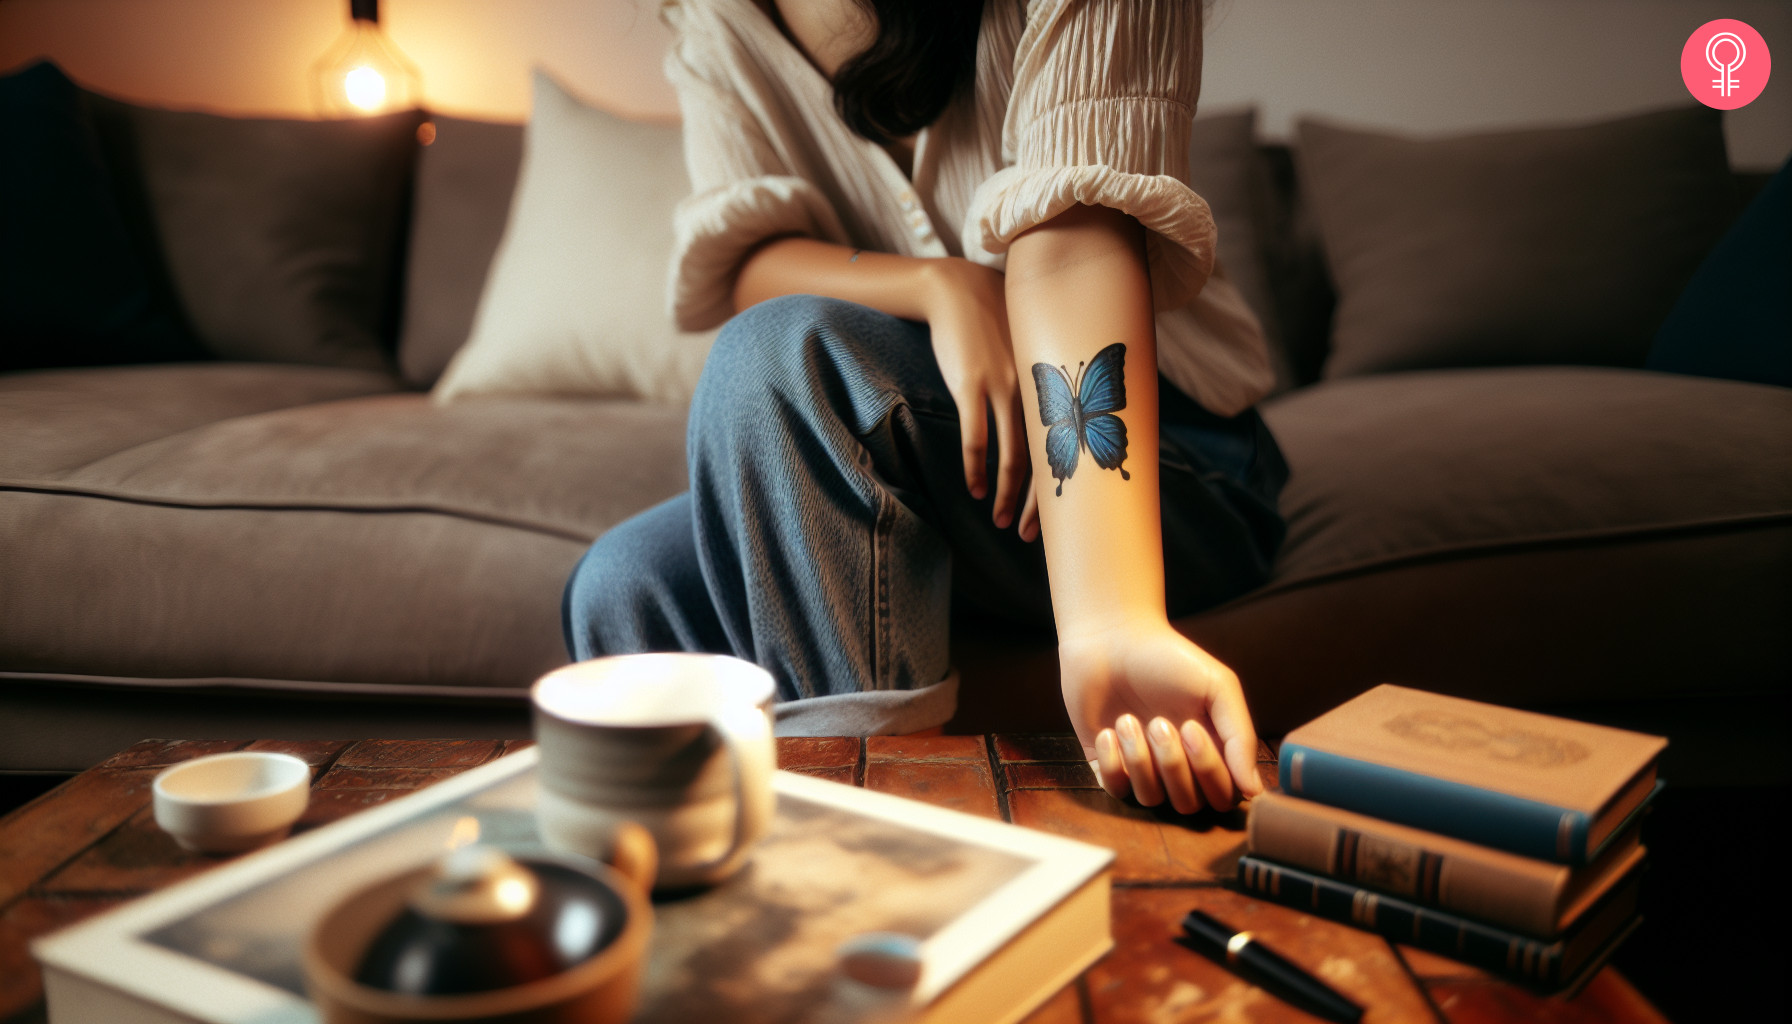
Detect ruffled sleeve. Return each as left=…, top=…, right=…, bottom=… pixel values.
left=965, top=0, right=1214, bottom=311
left=662, top=11, right=851, bottom=331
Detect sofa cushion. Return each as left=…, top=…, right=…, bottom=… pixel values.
left=0, top=363, right=400, bottom=479
left=1260, top=367, right=1791, bottom=585
left=0, top=365, right=688, bottom=688
left=431, top=71, right=714, bottom=405
left=23, top=391, right=690, bottom=539
left=1187, top=525, right=1791, bottom=735
left=84, top=97, right=422, bottom=371
left=1298, top=107, right=1738, bottom=378
left=398, top=115, right=525, bottom=388
left=0, top=62, right=204, bottom=372
left=0, top=490, right=590, bottom=689
left=1176, top=367, right=1792, bottom=729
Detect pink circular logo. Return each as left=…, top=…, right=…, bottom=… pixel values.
left=1681, top=19, right=1771, bottom=110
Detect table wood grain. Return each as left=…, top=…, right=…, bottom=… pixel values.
left=0, top=737, right=1671, bottom=1024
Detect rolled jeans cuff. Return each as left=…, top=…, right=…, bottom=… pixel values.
left=772, top=670, right=959, bottom=737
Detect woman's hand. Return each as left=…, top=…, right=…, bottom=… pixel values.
left=1060, top=621, right=1264, bottom=814
left=732, top=240, right=1036, bottom=538
left=919, top=259, right=1030, bottom=533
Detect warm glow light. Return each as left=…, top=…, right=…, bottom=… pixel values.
left=494, top=877, right=534, bottom=915
left=344, top=65, right=386, bottom=111
left=312, top=4, right=421, bottom=118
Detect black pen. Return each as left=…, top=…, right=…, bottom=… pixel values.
left=1179, top=910, right=1364, bottom=1024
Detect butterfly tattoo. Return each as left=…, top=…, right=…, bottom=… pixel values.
left=1031, top=342, right=1130, bottom=496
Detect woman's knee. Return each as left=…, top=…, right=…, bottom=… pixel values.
left=728, top=293, right=857, bottom=343
left=691, top=294, right=931, bottom=447
left=699, top=295, right=862, bottom=397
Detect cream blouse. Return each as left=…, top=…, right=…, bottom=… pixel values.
left=663, top=0, right=1275, bottom=417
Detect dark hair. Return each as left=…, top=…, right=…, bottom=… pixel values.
left=831, top=0, right=986, bottom=146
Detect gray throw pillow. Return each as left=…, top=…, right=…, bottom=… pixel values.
left=398, top=116, right=525, bottom=388
left=103, top=103, right=421, bottom=371
left=1298, top=107, right=1737, bottom=378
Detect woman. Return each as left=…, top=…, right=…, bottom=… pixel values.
left=565, top=0, right=1286, bottom=814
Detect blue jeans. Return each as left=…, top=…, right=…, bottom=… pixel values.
left=564, top=295, right=1287, bottom=733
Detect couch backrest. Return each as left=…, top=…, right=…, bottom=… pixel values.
left=30, top=64, right=1772, bottom=394
left=396, top=120, right=1777, bottom=395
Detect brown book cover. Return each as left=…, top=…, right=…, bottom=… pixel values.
left=1282, top=684, right=1665, bottom=860
left=1248, top=791, right=1645, bottom=938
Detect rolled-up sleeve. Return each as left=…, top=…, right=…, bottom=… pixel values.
left=664, top=25, right=850, bottom=331
left=965, top=0, right=1213, bottom=311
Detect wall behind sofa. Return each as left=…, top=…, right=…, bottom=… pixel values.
left=1, top=0, right=1787, bottom=168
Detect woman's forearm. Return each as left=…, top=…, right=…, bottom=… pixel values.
left=733, top=236, right=931, bottom=320
left=1005, top=203, right=1166, bottom=638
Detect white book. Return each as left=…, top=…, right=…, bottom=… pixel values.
left=33, top=748, right=1112, bottom=1024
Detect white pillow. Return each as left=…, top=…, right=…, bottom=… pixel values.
left=433, top=70, right=714, bottom=405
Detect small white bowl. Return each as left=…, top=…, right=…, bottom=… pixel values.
left=153, top=751, right=311, bottom=854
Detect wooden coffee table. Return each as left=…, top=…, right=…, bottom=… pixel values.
left=0, top=736, right=1668, bottom=1024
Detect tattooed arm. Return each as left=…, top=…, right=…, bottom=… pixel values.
left=1007, top=203, right=1263, bottom=813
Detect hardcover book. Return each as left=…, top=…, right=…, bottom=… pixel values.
left=1248, top=791, right=1646, bottom=938
left=1278, top=684, right=1666, bottom=863
left=32, top=749, right=1113, bottom=1024
left=1236, top=854, right=1644, bottom=991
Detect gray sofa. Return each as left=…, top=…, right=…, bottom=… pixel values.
left=3, top=82, right=1787, bottom=775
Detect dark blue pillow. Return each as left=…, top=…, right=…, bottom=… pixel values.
left=0, top=61, right=204, bottom=372
left=1646, top=159, right=1791, bottom=388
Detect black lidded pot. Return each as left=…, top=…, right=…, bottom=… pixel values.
left=352, top=846, right=629, bottom=996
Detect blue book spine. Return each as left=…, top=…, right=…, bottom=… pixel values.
left=1278, top=744, right=1590, bottom=862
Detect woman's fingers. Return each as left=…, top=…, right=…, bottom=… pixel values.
left=1092, top=728, right=1130, bottom=801
left=1180, top=719, right=1237, bottom=812
left=1017, top=479, right=1040, bottom=542
left=990, top=390, right=1027, bottom=529
left=1202, top=668, right=1264, bottom=799
left=957, top=391, right=988, bottom=500
left=1147, top=717, right=1204, bottom=815
left=1115, top=714, right=1165, bottom=807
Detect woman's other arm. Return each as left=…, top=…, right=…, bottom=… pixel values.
left=734, top=238, right=1032, bottom=529
left=1005, top=203, right=1262, bottom=813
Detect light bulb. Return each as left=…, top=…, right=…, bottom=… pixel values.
left=344, top=65, right=387, bottom=111
left=311, top=0, right=421, bottom=117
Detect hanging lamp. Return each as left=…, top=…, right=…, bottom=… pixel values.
left=312, top=0, right=422, bottom=116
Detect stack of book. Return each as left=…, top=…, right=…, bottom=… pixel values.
left=1236, top=684, right=1664, bottom=991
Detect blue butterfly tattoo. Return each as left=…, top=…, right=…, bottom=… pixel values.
left=1031, top=342, right=1130, bottom=496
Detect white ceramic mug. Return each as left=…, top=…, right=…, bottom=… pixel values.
left=531, top=654, right=776, bottom=890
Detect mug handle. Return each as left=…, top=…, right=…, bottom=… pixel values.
left=690, top=700, right=774, bottom=876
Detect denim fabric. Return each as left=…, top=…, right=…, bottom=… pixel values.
left=564, top=294, right=1288, bottom=732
